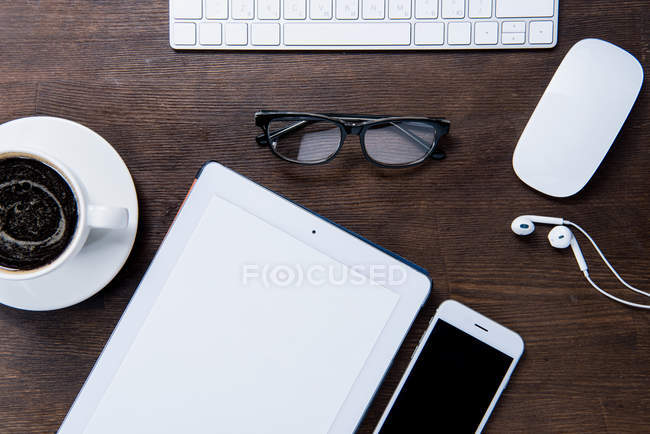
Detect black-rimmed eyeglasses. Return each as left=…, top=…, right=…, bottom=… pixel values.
left=255, top=111, right=450, bottom=168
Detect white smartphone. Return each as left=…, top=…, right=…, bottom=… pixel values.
left=373, top=299, right=524, bottom=434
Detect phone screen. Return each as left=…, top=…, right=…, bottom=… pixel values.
left=378, top=319, right=514, bottom=433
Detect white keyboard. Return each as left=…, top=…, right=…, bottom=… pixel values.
left=169, top=0, right=558, bottom=50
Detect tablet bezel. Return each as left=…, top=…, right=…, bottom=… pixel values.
left=59, top=161, right=431, bottom=433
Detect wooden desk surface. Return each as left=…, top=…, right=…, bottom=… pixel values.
left=1, top=1, right=648, bottom=432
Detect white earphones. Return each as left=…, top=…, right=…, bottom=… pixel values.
left=511, top=215, right=650, bottom=309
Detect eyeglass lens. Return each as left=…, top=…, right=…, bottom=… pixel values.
left=268, top=118, right=342, bottom=164
left=363, top=121, right=437, bottom=166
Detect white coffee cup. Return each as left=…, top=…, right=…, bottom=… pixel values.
left=0, top=149, right=129, bottom=281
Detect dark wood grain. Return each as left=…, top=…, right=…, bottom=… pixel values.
left=1, top=1, right=649, bottom=432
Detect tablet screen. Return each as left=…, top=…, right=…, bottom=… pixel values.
left=83, top=195, right=400, bottom=433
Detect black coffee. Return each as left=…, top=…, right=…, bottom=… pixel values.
left=0, top=156, right=78, bottom=271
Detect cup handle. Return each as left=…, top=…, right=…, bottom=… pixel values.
left=88, top=205, right=129, bottom=230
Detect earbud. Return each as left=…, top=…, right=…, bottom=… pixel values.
left=510, top=215, right=564, bottom=236
left=547, top=225, right=572, bottom=248
left=510, top=216, right=535, bottom=235
left=547, top=225, right=588, bottom=271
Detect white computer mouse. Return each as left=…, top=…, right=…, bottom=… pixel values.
left=512, top=38, right=644, bottom=198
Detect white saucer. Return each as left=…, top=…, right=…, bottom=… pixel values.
left=0, top=117, right=138, bottom=311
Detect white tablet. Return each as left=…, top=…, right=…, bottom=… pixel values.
left=59, top=162, right=431, bottom=434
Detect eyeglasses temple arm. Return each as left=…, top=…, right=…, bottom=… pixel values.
left=389, top=122, right=446, bottom=160
left=256, top=120, right=312, bottom=146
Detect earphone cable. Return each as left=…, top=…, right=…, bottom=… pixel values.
left=583, top=272, right=650, bottom=309
left=565, top=220, right=650, bottom=299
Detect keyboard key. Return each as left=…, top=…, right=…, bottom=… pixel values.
left=389, top=0, right=411, bottom=19
left=502, top=21, right=525, bottom=33
left=310, top=0, right=333, bottom=19
left=232, top=0, right=254, bottom=19
left=468, top=0, right=491, bottom=18
left=336, top=0, right=359, bottom=19
left=448, top=21, right=470, bottom=44
left=173, top=22, right=196, bottom=45
left=415, top=0, right=438, bottom=19
left=441, top=0, right=464, bottom=19
left=225, top=22, right=248, bottom=44
left=200, top=22, right=222, bottom=45
left=284, top=22, right=410, bottom=45
left=172, top=0, right=202, bottom=19
left=529, top=20, right=553, bottom=44
left=206, top=0, right=228, bottom=19
left=252, top=23, right=280, bottom=45
left=258, top=0, right=280, bottom=19
left=363, top=0, right=384, bottom=19
left=474, top=21, right=497, bottom=44
left=284, top=0, right=307, bottom=18
left=496, top=0, right=553, bottom=18
left=414, top=22, right=444, bottom=45
left=502, top=32, right=525, bottom=44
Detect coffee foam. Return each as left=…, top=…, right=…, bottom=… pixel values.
left=0, top=156, right=78, bottom=272
left=0, top=179, right=67, bottom=247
